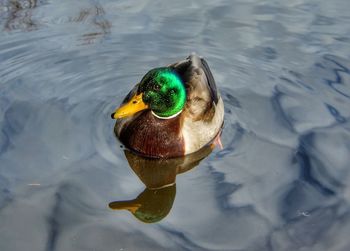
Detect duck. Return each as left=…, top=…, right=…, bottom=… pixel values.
left=111, top=53, right=224, bottom=158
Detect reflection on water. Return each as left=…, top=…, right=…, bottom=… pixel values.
left=110, top=146, right=212, bottom=223
left=1, top=0, right=350, bottom=250
left=1, top=0, right=41, bottom=31
left=72, top=4, right=111, bottom=45
left=110, top=185, right=176, bottom=223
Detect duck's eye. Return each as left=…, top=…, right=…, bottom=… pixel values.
left=154, top=84, right=161, bottom=91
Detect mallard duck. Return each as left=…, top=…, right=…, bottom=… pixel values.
left=111, top=54, right=224, bottom=158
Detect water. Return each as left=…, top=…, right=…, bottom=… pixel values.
left=1, top=0, right=350, bottom=250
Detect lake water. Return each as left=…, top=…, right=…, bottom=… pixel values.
left=1, top=0, right=350, bottom=250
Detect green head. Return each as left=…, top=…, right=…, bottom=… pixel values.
left=111, top=68, right=186, bottom=119
left=139, top=68, right=186, bottom=118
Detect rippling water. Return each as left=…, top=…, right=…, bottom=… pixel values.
left=1, top=0, right=350, bottom=250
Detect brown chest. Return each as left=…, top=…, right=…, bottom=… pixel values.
left=117, top=112, right=185, bottom=158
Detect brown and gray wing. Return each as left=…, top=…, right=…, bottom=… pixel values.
left=169, top=55, right=219, bottom=105
left=200, top=58, right=219, bottom=104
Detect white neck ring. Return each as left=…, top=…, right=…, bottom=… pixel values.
left=151, top=110, right=183, bottom=120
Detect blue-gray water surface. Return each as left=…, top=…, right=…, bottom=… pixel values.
left=1, top=0, right=350, bottom=250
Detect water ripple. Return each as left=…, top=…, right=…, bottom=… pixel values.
left=1, top=0, right=350, bottom=250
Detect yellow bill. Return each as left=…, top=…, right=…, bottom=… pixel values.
left=111, top=93, right=149, bottom=119
left=109, top=201, right=141, bottom=213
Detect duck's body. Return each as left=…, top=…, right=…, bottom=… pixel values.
left=112, top=54, right=224, bottom=158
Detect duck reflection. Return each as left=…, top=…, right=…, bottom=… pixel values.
left=109, top=145, right=213, bottom=223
